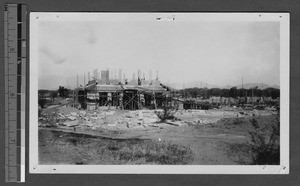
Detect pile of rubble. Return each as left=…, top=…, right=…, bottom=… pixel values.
left=39, top=106, right=267, bottom=130
left=123, top=110, right=158, bottom=122
left=38, top=106, right=164, bottom=130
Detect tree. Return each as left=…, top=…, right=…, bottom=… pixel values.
left=58, top=86, right=70, bottom=98
left=155, top=97, right=179, bottom=122
left=51, top=91, right=58, bottom=100
left=229, top=87, right=237, bottom=98
left=38, top=98, right=47, bottom=108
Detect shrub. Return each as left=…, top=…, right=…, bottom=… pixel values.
left=249, top=115, right=280, bottom=165
left=38, top=98, right=47, bottom=108
left=155, top=98, right=179, bottom=122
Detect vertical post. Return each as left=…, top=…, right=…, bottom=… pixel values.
left=76, top=74, right=78, bottom=90
left=76, top=75, right=78, bottom=107
left=242, top=77, right=243, bottom=97
left=228, top=85, right=229, bottom=98
left=84, top=73, right=86, bottom=88
left=252, top=86, right=254, bottom=105
left=227, top=85, right=229, bottom=106
left=73, top=85, right=75, bottom=107
left=95, top=83, right=97, bottom=109
left=242, top=77, right=243, bottom=88
left=153, top=92, right=157, bottom=109
left=205, top=82, right=207, bottom=98
left=262, top=82, right=263, bottom=97
left=138, top=90, right=140, bottom=109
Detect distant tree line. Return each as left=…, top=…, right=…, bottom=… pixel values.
left=58, top=86, right=71, bottom=98
left=38, top=89, right=58, bottom=100
left=179, top=87, right=280, bottom=99
left=38, top=86, right=72, bottom=108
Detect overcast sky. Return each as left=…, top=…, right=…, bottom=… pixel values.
left=38, top=19, right=280, bottom=89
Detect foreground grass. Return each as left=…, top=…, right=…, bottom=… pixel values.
left=39, top=130, right=194, bottom=165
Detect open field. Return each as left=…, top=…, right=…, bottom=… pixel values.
left=39, top=129, right=194, bottom=165
left=38, top=104, right=279, bottom=165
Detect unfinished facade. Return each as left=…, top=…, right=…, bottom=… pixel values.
left=78, top=79, right=176, bottom=110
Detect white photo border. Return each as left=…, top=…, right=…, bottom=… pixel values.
left=30, top=12, right=289, bottom=174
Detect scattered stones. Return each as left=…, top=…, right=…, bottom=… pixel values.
left=39, top=103, right=276, bottom=133
left=79, top=111, right=86, bottom=116
left=39, top=117, right=47, bottom=121
left=105, top=111, right=115, bottom=115
left=124, top=114, right=133, bottom=118
left=143, top=118, right=159, bottom=123
left=68, top=116, right=77, bottom=121
left=91, top=126, right=100, bottom=130
left=184, top=121, right=195, bottom=126
left=165, top=120, right=180, bottom=126
left=138, top=110, right=143, bottom=120
left=165, top=120, right=187, bottom=126
left=70, top=112, right=77, bottom=116
left=90, top=116, right=98, bottom=120
left=64, top=120, right=79, bottom=127
left=83, top=120, right=93, bottom=127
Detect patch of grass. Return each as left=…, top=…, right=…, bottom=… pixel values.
left=39, top=130, right=194, bottom=165
left=219, top=117, right=249, bottom=126
left=220, top=142, right=253, bottom=165
left=116, top=142, right=193, bottom=165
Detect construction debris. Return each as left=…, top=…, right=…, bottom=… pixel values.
left=38, top=100, right=277, bottom=135
left=165, top=120, right=180, bottom=126
left=64, top=120, right=79, bottom=127
left=68, top=116, right=77, bottom=121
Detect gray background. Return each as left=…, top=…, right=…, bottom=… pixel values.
left=0, top=0, right=299, bottom=185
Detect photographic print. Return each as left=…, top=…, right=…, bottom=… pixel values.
left=30, top=13, right=289, bottom=174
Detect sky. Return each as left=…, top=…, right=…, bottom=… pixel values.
left=37, top=18, right=280, bottom=90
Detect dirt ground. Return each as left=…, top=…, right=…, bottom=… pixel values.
left=38, top=106, right=278, bottom=165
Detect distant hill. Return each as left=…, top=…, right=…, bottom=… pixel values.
left=227, top=83, right=280, bottom=89
left=163, top=81, right=220, bottom=90
left=165, top=82, right=280, bottom=90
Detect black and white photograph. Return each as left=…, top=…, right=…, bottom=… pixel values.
left=29, top=13, right=289, bottom=174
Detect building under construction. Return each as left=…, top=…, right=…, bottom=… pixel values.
left=77, top=69, right=177, bottom=110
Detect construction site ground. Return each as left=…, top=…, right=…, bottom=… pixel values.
left=38, top=104, right=277, bottom=165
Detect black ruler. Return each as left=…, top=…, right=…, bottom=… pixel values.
left=4, top=3, right=26, bottom=182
